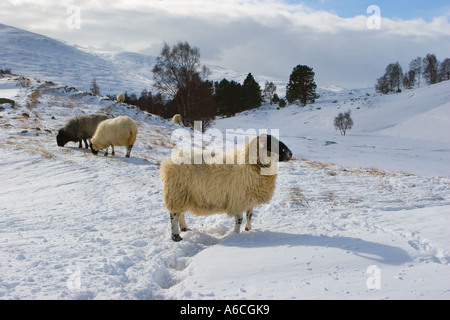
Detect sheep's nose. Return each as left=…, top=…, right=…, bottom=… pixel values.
left=281, top=149, right=292, bottom=161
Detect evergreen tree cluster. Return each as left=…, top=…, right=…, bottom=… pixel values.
left=376, top=53, right=450, bottom=94
left=214, top=73, right=263, bottom=117
left=107, top=72, right=266, bottom=128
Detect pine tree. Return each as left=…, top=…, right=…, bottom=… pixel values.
left=242, top=73, right=262, bottom=110
left=214, top=79, right=243, bottom=116
left=286, top=65, right=317, bottom=106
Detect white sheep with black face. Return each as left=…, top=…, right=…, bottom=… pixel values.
left=160, top=134, right=293, bottom=241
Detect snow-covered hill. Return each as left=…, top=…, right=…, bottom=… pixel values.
left=215, top=81, right=450, bottom=177
left=0, top=23, right=284, bottom=96
left=1, top=72, right=449, bottom=300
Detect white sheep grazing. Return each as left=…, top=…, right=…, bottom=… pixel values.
left=117, top=93, right=125, bottom=103
left=172, top=114, right=182, bottom=125
left=90, top=116, right=138, bottom=158
left=160, top=134, right=293, bottom=241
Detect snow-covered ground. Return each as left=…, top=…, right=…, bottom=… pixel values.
left=1, top=72, right=449, bottom=300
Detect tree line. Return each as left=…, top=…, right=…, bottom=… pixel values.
left=376, top=53, right=450, bottom=94
left=100, top=41, right=318, bottom=130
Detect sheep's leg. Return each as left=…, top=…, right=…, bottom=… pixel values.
left=126, top=145, right=133, bottom=158
left=245, top=209, right=253, bottom=231
left=179, top=213, right=191, bottom=232
left=111, top=145, right=115, bottom=156
left=170, top=212, right=182, bottom=242
left=83, top=139, right=89, bottom=149
left=234, top=212, right=243, bottom=233
left=104, top=146, right=109, bottom=157
left=78, top=140, right=83, bottom=148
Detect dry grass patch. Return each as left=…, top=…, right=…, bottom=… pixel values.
left=290, top=187, right=308, bottom=205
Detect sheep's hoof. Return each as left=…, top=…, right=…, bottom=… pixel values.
left=181, top=227, right=191, bottom=232
left=126, top=155, right=130, bottom=158
left=172, top=234, right=183, bottom=242
left=245, top=227, right=251, bottom=231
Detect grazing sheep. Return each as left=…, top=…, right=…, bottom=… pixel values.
left=160, top=134, right=293, bottom=241
left=172, top=114, right=182, bottom=125
left=57, top=114, right=108, bottom=149
left=117, top=93, right=125, bottom=103
left=90, top=115, right=138, bottom=158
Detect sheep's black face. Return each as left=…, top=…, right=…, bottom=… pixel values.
left=266, top=135, right=293, bottom=162
left=278, top=140, right=293, bottom=162
left=56, top=130, right=69, bottom=147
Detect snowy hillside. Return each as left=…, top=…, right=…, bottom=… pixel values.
left=0, top=23, right=284, bottom=96
left=1, top=70, right=449, bottom=300
left=215, top=82, right=450, bottom=177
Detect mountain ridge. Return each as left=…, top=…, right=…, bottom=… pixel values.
left=0, top=23, right=287, bottom=97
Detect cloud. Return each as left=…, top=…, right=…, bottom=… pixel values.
left=1, top=0, right=449, bottom=88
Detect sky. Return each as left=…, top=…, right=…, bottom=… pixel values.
left=1, top=0, right=449, bottom=88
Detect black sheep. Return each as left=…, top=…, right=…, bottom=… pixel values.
left=57, top=114, right=109, bottom=148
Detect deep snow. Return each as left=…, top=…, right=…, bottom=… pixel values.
left=1, top=72, right=449, bottom=300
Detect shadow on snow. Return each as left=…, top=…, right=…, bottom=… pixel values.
left=221, top=230, right=411, bottom=266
